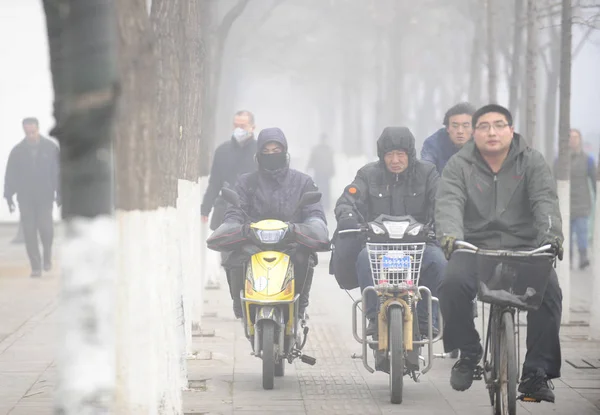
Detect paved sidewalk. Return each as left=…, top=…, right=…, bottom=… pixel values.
left=0, top=221, right=599, bottom=415
left=0, top=225, right=60, bottom=415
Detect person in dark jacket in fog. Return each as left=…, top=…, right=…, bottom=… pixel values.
left=201, top=110, right=257, bottom=230
left=335, top=126, right=446, bottom=337
left=421, top=102, right=476, bottom=174
left=436, top=104, right=563, bottom=402
left=4, top=118, right=60, bottom=277
left=306, top=133, right=335, bottom=210
left=222, top=127, right=328, bottom=318
left=567, top=128, right=596, bottom=269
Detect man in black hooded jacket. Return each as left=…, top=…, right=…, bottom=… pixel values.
left=334, top=126, right=446, bottom=336
left=219, top=127, right=329, bottom=318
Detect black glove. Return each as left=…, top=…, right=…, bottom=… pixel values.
left=544, top=237, right=563, bottom=261
left=440, top=235, right=457, bottom=260
left=5, top=197, right=15, bottom=214
left=337, top=215, right=360, bottom=231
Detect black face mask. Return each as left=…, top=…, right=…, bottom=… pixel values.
left=257, top=152, right=287, bottom=171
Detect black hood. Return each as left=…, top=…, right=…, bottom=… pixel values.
left=377, top=127, right=417, bottom=163
left=257, top=127, right=288, bottom=153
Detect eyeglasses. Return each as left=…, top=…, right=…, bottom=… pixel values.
left=475, top=122, right=510, bottom=132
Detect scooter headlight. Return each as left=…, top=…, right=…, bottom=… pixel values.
left=407, top=225, right=422, bottom=236
left=370, top=223, right=386, bottom=235
left=253, top=228, right=287, bottom=244
left=383, top=221, right=409, bottom=239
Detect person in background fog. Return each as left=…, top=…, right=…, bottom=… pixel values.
left=421, top=102, right=476, bottom=174
left=306, top=133, right=335, bottom=210
left=4, top=118, right=60, bottom=277
left=567, top=128, right=596, bottom=269
left=201, top=110, right=258, bottom=306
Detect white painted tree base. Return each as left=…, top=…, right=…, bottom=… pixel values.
left=557, top=180, right=571, bottom=324
left=115, top=209, right=183, bottom=415
left=177, top=178, right=203, bottom=357
left=55, top=216, right=116, bottom=415
left=589, top=182, right=600, bottom=339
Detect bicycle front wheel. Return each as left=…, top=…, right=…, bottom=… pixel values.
left=494, top=311, right=517, bottom=415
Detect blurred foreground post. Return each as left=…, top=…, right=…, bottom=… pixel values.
left=590, top=149, right=600, bottom=339
left=556, top=0, right=572, bottom=324
left=43, top=0, right=119, bottom=413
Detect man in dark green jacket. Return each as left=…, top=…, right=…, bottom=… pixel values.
left=435, top=104, right=564, bottom=403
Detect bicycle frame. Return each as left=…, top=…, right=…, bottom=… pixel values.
left=455, top=241, right=555, bottom=410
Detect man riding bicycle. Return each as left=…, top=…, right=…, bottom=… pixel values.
left=435, top=104, right=563, bottom=403
left=335, top=126, right=446, bottom=338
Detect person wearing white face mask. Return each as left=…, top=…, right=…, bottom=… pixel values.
left=201, top=110, right=257, bottom=230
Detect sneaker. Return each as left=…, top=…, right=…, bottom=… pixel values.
left=31, top=270, right=42, bottom=278
left=450, top=344, right=483, bottom=391
left=365, top=318, right=377, bottom=336
left=43, top=261, right=52, bottom=272
left=518, top=369, right=555, bottom=403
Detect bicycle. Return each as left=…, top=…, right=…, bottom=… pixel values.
left=453, top=241, right=556, bottom=415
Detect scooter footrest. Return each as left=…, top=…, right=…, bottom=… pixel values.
left=518, top=394, right=541, bottom=403
left=300, top=355, right=316, bottom=366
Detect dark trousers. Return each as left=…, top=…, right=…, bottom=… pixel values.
left=223, top=248, right=313, bottom=313
left=19, top=201, right=54, bottom=271
left=356, top=243, right=446, bottom=329
left=439, top=251, right=562, bottom=379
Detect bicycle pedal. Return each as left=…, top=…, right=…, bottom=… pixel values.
left=472, top=366, right=484, bottom=381
left=518, top=394, right=541, bottom=403
left=300, top=354, right=317, bottom=366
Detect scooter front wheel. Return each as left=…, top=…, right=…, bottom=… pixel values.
left=389, top=307, right=404, bottom=404
left=261, top=321, right=276, bottom=390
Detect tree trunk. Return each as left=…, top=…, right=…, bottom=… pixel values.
left=177, top=0, right=205, bottom=359
left=114, top=0, right=174, bottom=412
left=525, top=0, right=538, bottom=145
left=43, top=1, right=119, bottom=413
left=469, top=14, right=484, bottom=106
left=544, top=23, right=561, bottom=161
left=591, top=147, right=600, bottom=339
left=509, top=0, right=524, bottom=118
left=152, top=0, right=181, bottom=206
left=199, top=0, right=216, bottom=176
left=556, top=0, right=572, bottom=325
left=200, top=0, right=249, bottom=176
left=487, top=0, right=498, bottom=103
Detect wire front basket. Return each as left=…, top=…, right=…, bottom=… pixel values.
left=366, top=242, right=426, bottom=289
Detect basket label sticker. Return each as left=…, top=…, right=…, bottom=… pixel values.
left=382, top=254, right=411, bottom=269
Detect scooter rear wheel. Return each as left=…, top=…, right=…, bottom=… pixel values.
left=389, top=307, right=404, bottom=404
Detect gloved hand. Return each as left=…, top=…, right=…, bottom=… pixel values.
left=543, top=237, right=563, bottom=261
left=5, top=197, right=15, bottom=214
left=440, top=235, right=457, bottom=260
left=337, top=215, right=360, bottom=231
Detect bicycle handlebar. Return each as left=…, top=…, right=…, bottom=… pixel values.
left=454, top=241, right=554, bottom=257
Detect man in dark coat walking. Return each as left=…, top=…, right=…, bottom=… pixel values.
left=201, top=110, right=258, bottom=230
left=4, top=118, right=60, bottom=277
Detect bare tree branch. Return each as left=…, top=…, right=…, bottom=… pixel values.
left=256, top=0, right=288, bottom=27
left=217, top=0, right=250, bottom=41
